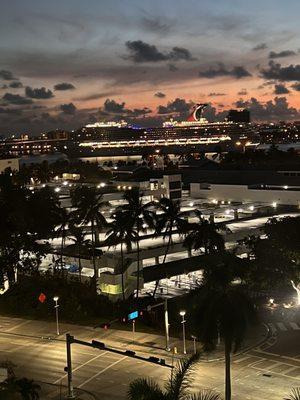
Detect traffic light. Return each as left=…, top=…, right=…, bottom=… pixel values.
left=92, top=340, right=105, bottom=349
left=125, top=350, right=136, bottom=357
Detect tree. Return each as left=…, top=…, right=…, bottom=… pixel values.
left=183, top=212, right=225, bottom=256
left=68, top=225, right=91, bottom=282
left=285, top=388, right=300, bottom=400
left=0, top=376, right=40, bottom=400
left=241, top=216, right=300, bottom=290
left=128, top=353, right=221, bottom=400
left=191, top=261, right=256, bottom=400
left=70, top=186, right=108, bottom=280
left=0, top=183, right=51, bottom=287
left=56, top=208, right=70, bottom=271
left=118, top=188, right=155, bottom=299
left=152, top=197, right=188, bottom=297
left=105, top=210, right=137, bottom=300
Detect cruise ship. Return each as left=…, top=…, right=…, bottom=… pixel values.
left=0, top=105, right=256, bottom=158
left=73, top=104, right=255, bottom=156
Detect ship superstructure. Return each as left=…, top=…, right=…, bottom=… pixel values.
left=76, top=104, right=254, bottom=154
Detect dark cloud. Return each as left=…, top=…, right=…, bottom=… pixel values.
left=74, top=91, right=118, bottom=101
left=269, top=50, right=296, bottom=59
left=141, top=17, right=172, bottom=35
left=60, top=103, right=77, bottom=114
left=199, top=63, right=252, bottom=79
left=54, top=82, right=76, bottom=91
left=0, top=70, right=16, bottom=80
left=260, top=61, right=300, bottom=81
left=157, top=98, right=192, bottom=117
left=25, top=86, right=54, bottom=99
left=104, top=99, right=125, bottom=113
left=127, top=107, right=152, bottom=117
left=234, top=96, right=300, bottom=121
left=9, top=81, right=23, bottom=88
left=154, top=92, right=166, bottom=98
left=168, top=47, right=194, bottom=61
left=207, top=92, right=226, bottom=97
left=238, top=89, right=248, bottom=95
left=2, top=93, right=33, bottom=105
left=125, top=40, right=167, bottom=63
left=202, top=104, right=227, bottom=122
left=124, top=40, right=194, bottom=63
left=0, top=107, right=22, bottom=115
left=252, top=43, right=268, bottom=51
left=274, top=84, right=290, bottom=94
left=102, top=98, right=151, bottom=117
left=291, top=82, right=300, bottom=91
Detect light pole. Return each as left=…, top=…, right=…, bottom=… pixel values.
left=53, top=296, right=60, bottom=336
left=191, top=335, right=197, bottom=354
left=180, top=311, right=186, bottom=354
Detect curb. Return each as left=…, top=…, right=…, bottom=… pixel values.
left=201, top=323, right=271, bottom=363
left=38, top=380, right=97, bottom=400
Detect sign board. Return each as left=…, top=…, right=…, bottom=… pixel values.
left=38, top=293, right=46, bottom=303
left=128, top=310, right=138, bottom=321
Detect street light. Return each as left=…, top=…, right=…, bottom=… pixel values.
left=191, top=335, right=197, bottom=354
left=179, top=311, right=186, bottom=354
left=53, top=296, right=60, bottom=336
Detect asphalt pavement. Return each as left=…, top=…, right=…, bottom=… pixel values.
left=0, top=314, right=299, bottom=399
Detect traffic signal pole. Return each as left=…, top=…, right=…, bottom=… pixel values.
left=66, top=334, right=75, bottom=399
left=147, top=299, right=170, bottom=351
left=65, top=333, right=173, bottom=399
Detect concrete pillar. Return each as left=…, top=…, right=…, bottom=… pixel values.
left=155, top=256, right=160, bottom=265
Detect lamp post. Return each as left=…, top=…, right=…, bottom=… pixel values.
left=191, top=335, right=197, bottom=354
left=53, top=296, right=60, bottom=336
left=179, top=311, right=186, bottom=354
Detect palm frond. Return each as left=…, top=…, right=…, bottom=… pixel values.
left=284, top=387, right=300, bottom=400
left=165, top=353, right=201, bottom=399
left=186, top=389, right=222, bottom=400
left=128, top=378, right=166, bottom=400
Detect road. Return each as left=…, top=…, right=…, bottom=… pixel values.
left=0, top=315, right=299, bottom=399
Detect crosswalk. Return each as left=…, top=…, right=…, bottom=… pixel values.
left=267, top=321, right=300, bottom=333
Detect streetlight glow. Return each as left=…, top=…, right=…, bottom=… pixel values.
left=53, top=296, right=60, bottom=335
left=179, top=311, right=187, bottom=354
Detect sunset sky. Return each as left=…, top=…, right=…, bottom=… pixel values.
left=0, top=0, right=300, bottom=135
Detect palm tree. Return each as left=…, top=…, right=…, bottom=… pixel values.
left=152, top=197, right=188, bottom=297
left=68, top=224, right=91, bottom=282
left=192, top=262, right=256, bottom=400
left=128, top=353, right=222, bottom=400
left=56, top=208, right=70, bottom=271
left=183, top=212, right=225, bottom=256
left=105, top=210, right=138, bottom=300
left=70, top=186, right=108, bottom=280
left=0, top=376, right=40, bottom=400
left=118, top=188, right=155, bottom=299
left=285, top=388, right=300, bottom=400
left=15, top=378, right=40, bottom=400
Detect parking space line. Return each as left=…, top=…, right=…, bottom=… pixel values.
left=5, top=320, right=32, bottom=332
left=290, top=322, right=300, bottom=330
left=53, top=351, right=109, bottom=384
left=78, top=356, right=127, bottom=388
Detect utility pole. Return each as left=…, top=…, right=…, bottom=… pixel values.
left=147, top=299, right=170, bottom=351
left=66, top=334, right=75, bottom=399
